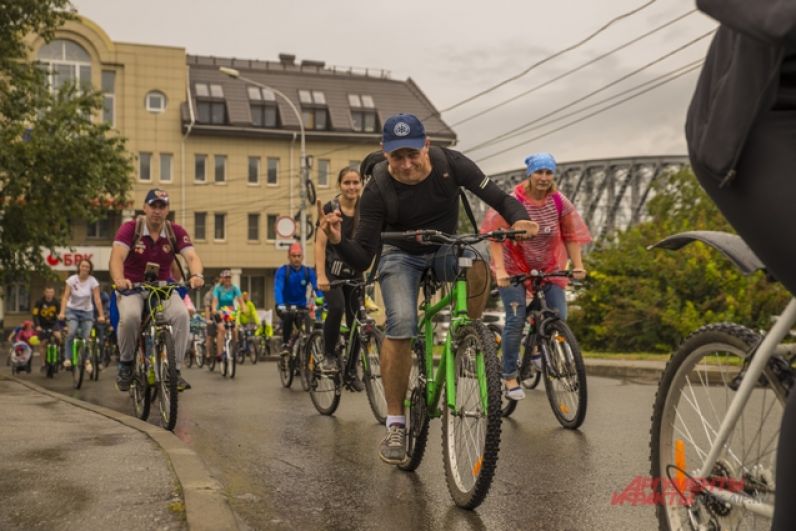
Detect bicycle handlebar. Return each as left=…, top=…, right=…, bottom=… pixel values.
left=509, top=270, right=576, bottom=285
left=115, top=280, right=186, bottom=296
left=381, top=229, right=526, bottom=245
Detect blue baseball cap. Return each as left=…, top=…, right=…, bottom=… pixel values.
left=144, top=188, right=169, bottom=206
left=524, top=152, right=557, bottom=176
left=382, top=113, right=426, bottom=153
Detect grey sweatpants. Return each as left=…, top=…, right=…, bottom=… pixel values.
left=116, top=291, right=189, bottom=368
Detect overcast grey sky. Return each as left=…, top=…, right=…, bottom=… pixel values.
left=70, top=0, right=716, bottom=174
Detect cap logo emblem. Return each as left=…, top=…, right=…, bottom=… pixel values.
left=393, top=122, right=411, bottom=137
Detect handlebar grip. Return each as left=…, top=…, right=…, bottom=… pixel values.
left=381, top=231, right=417, bottom=240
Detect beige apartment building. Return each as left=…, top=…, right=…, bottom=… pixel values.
left=2, top=16, right=456, bottom=327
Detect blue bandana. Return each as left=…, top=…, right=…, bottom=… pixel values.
left=524, top=152, right=557, bottom=176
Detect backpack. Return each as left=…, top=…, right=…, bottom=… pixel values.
left=132, top=215, right=186, bottom=280
left=368, top=146, right=479, bottom=231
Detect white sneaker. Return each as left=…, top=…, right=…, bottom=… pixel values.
left=63, top=359, right=72, bottom=369
left=85, top=360, right=93, bottom=375
left=505, top=386, right=526, bottom=401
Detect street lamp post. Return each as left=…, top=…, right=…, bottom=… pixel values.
left=219, top=67, right=308, bottom=252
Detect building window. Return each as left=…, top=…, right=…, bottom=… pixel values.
left=248, top=157, right=260, bottom=184
left=267, top=157, right=279, bottom=185
left=214, top=155, right=226, bottom=183
left=317, top=159, right=330, bottom=187
left=146, top=90, right=167, bottom=113
left=5, top=282, right=30, bottom=313
left=349, top=93, right=378, bottom=132
left=194, top=212, right=207, bottom=240
left=195, top=154, right=207, bottom=182
left=248, top=213, right=260, bottom=241
left=195, top=82, right=227, bottom=124
left=37, top=39, right=92, bottom=94
left=102, top=70, right=115, bottom=126
left=214, top=213, right=226, bottom=240
left=249, top=86, right=279, bottom=128
left=160, top=153, right=172, bottom=182
left=299, top=89, right=329, bottom=130
left=139, top=152, right=152, bottom=181
left=86, top=215, right=114, bottom=239
left=266, top=214, right=278, bottom=240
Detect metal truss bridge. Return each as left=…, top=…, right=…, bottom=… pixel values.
left=471, top=155, right=690, bottom=242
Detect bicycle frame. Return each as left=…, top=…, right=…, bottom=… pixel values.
left=138, top=284, right=179, bottom=385
left=416, top=264, right=480, bottom=417
left=690, top=297, right=796, bottom=519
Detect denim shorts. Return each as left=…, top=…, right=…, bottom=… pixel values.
left=377, top=245, right=474, bottom=339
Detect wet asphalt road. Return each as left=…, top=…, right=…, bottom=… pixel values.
left=31, top=361, right=661, bottom=530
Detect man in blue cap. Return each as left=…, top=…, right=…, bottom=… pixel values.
left=319, top=113, right=538, bottom=465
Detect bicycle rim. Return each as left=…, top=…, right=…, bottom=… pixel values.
left=542, top=321, right=587, bottom=429
left=249, top=341, right=258, bottom=364
left=399, top=339, right=429, bottom=472
left=363, top=329, right=388, bottom=424
left=442, top=322, right=502, bottom=509
left=650, top=324, right=781, bottom=531
left=157, top=332, right=179, bottom=431
left=196, top=342, right=206, bottom=368
left=308, top=332, right=341, bottom=415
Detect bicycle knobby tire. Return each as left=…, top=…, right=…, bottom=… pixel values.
left=442, top=322, right=502, bottom=509
left=541, top=320, right=587, bottom=429
left=307, top=331, right=341, bottom=415
left=362, top=328, right=388, bottom=424
left=398, top=339, right=430, bottom=472
left=157, top=331, right=179, bottom=431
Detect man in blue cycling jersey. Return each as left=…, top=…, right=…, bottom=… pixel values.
left=274, top=243, right=322, bottom=347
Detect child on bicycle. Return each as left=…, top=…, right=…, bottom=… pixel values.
left=481, top=152, right=590, bottom=400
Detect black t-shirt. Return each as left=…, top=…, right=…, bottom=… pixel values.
left=33, top=297, right=60, bottom=328
left=333, top=148, right=528, bottom=270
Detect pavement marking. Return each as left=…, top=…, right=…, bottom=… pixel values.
left=3, top=374, right=239, bottom=531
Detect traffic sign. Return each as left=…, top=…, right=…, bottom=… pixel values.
left=275, top=216, right=296, bottom=239
left=275, top=240, right=294, bottom=250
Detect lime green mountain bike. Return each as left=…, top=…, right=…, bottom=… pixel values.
left=382, top=229, right=522, bottom=509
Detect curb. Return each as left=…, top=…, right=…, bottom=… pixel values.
left=4, top=374, right=238, bottom=531
left=584, top=359, right=665, bottom=381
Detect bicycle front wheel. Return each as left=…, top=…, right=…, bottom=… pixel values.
left=195, top=341, right=206, bottom=368
left=89, top=341, right=101, bottom=382
left=297, top=338, right=310, bottom=392
left=307, top=331, right=341, bottom=415
left=278, top=346, right=294, bottom=388
left=72, top=343, right=86, bottom=389
left=650, top=323, right=782, bottom=531
left=362, top=328, right=387, bottom=424
left=442, top=322, right=502, bottom=509
left=542, top=320, right=587, bottom=429
left=248, top=339, right=258, bottom=365
left=157, top=331, right=179, bottom=431
left=398, top=338, right=429, bottom=472
left=131, top=347, right=151, bottom=421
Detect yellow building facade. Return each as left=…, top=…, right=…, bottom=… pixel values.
left=3, top=16, right=454, bottom=327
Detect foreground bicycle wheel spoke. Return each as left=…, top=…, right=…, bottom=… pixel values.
left=650, top=323, right=783, bottom=531
left=442, top=322, right=501, bottom=509
left=542, top=322, right=587, bottom=429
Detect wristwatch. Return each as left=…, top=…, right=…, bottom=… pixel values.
left=189, top=273, right=204, bottom=280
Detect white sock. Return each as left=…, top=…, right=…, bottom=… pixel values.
left=386, top=415, right=406, bottom=428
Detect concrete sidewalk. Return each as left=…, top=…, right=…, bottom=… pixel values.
left=0, top=375, right=238, bottom=531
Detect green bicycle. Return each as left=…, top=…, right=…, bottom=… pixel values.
left=382, top=228, right=522, bottom=510
left=67, top=327, right=98, bottom=389
left=41, top=326, right=63, bottom=379
left=122, top=281, right=182, bottom=431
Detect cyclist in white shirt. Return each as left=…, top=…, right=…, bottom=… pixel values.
left=58, top=258, right=105, bottom=369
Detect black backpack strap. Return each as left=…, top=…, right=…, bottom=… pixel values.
left=370, top=161, right=397, bottom=226
left=429, top=146, right=479, bottom=233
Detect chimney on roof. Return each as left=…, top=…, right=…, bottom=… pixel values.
left=278, top=53, right=296, bottom=66
left=301, top=59, right=325, bottom=68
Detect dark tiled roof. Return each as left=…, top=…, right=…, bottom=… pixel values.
left=185, top=55, right=456, bottom=142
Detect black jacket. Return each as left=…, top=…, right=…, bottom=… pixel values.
left=686, top=0, right=796, bottom=187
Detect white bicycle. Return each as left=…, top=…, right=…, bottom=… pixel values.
left=649, top=231, right=794, bottom=530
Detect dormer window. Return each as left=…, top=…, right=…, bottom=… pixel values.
left=349, top=93, right=378, bottom=132
left=195, top=82, right=226, bottom=124
left=248, top=86, right=279, bottom=128
left=298, top=89, right=328, bottom=130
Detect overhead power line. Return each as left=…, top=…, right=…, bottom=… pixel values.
left=434, top=0, right=659, bottom=116
left=463, top=29, right=715, bottom=154
left=450, top=9, right=698, bottom=128
left=472, top=61, right=705, bottom=164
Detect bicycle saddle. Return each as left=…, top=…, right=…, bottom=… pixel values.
left=648, top=230, right=766, bottom=276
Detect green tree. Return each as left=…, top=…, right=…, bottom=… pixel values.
left=569, top=168, right=789, bottom=352
left=0, top=0, right=132, bottom=285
